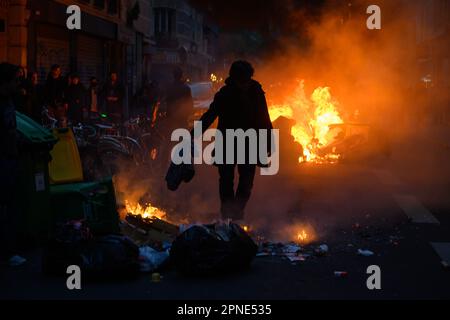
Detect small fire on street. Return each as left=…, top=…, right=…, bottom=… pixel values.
left=297, top=230, right=308, bottom=243
left=125, top=200, right=167, bottom=221
left=291, top=224, right=317, bottom=245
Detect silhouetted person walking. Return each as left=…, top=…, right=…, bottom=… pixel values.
left=196, top=61, right=273, bottom=221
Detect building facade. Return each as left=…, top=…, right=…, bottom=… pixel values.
left=1, top=0, right=155, bottom=116
left=415, top=0, right=450, bottom=89
left=413, top=0, right=450, bottom=122
left=148, top=0, right=214, bottom=85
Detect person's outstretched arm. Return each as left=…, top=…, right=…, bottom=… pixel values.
left=193, top=90, right=223, bottom=135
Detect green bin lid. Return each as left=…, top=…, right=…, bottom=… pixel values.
left=16, top=111, right=57, bottom=145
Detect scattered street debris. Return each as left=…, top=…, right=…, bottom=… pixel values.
left=287, top=255, right=308, bottom=262
left=314, top=244, right=329, bottom=256
left=283, top=244, right=302, bottom=254
left=357, top=249, right=375, bottom=257
left=139, top=246, right=170, bottom=273
left=334, top=271, right=349, bottom=278
left=256, top=252, right=272, bottom=257
left=151, top=272, right=162, bottom=283
left=8, top=255, right=27, bottom=267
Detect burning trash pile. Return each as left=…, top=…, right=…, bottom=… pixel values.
left=268, top=80, right=391, bottom=164
left=118, top=199, right=331, bottom=275
left=119, top=200, right=258, bottom=275
left=269, top=81, right=344, bottom=163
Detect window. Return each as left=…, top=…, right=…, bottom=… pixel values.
left=108, top=0, right=119, bottom=15
left=154, top=8, right=176, bottom=37
left=154, top=9, right=160, bottom=34
left=0, top=19, right=5, bottom=33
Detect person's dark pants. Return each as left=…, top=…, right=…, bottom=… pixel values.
left=218, top=164, right=256, bottom=220
left=0, top=158, right=18, bottom=260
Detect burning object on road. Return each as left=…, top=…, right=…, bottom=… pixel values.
left=120, top=201, right=179, bottom=247
left=316, top=124, right=391, bottom=162
left=268, top=82, right=390, bottom=163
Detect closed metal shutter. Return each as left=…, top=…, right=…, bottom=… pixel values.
left=77, top=34, right=104, bottom=86
left=36, top=37, right=70, bottom=82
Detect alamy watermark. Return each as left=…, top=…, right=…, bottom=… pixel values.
left=65, top=4, right=381, bottom=32
left=367, top=5, right=381, bottom=30
left=66, top=265, right=81, bottom=290
left=366, top=265, right=382, bottom=290
left=170, top=121, right=280, bottom=176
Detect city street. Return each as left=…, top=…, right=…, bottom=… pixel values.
left=1, top=0, right=449, bottom=305
left=2, top=125, right=449, bottom=300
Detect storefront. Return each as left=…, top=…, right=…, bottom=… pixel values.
left=76, top=33, right=105, bottom=84
left=34, top=23, right=70, bottom=81
left=28, top=0, right=118, bottom=85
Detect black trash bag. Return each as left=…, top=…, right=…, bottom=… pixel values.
left=170, top=223, right=258, bottom=276
left=165, top=161, right=195, bottom=191
left=43, top=221, right=140, bottom=279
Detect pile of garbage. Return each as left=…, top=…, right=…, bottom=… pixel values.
left=42, top=216, right=259, bottom=279
left=42, top=210, right=401, bottom=280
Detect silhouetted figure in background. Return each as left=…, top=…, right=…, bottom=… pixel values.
left=161, top=67, right=194, bottom=164
left=102, top=72, right=125, bottom=124
left=87, top=77, right=99, bottom=114
left=44, top=65, right=66, bottom=117
left=196, top=61, right=273, bottom=221
left=65, top=74, right=87, bottom=124
left=165, top=67, right=193, bottom=131
left=26, top=71, right=44, bottom=122
left=14, top=67, right=28, bottom=114
left=44, top=65, right=65, bottom=105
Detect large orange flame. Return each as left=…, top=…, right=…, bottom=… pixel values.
left=269, top=81, right=344, bottom=162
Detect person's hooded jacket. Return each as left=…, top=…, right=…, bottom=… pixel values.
left=197, top=77, right=273, bottom=166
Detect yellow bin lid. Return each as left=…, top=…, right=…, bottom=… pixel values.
left=49, top=128, right=84, bottom=184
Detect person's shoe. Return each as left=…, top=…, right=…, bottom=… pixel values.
left=8, top=255, right=26, bottom=267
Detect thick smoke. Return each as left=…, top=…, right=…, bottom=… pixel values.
left=256, top=0, right=419, bottom=131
